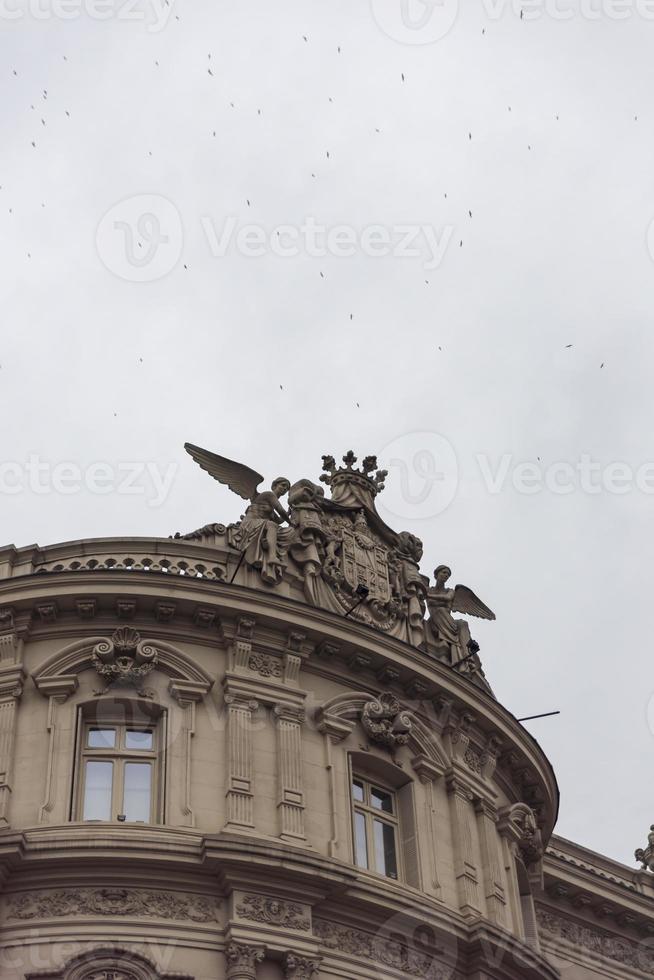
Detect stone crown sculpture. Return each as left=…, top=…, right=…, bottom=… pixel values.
left=180, top=444, right=495, bottom=685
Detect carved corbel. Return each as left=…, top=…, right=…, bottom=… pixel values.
left=34, top=675, right=78, bottom=824
left=34, top=601, right=58, bottom=624
left=315, top=640, right=339, bottom=659
left=480, top=734, right=503, bottom=780
left=231, top=617, right=256, bottom=671
left=284, top=632, right=306, bottom=686
left=498, top=801, right=544, bottom=886
left=169, top=678, right=213, bottom=827
left=283, top=953, right=322, bottom=980
left=445, top=710, right=475, bottom=764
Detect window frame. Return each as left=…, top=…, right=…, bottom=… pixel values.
left=351, top=772, right=402, bottom=881
left=71, top=702, right=166, bottom=825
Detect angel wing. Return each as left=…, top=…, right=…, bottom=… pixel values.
left=184, top=443, right=264, bottom=501
left=451, top=584, right=496, bottom=621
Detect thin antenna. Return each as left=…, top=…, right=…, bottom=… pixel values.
left=517, top=711, right=561, bottom=722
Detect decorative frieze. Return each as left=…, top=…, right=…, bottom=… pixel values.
left=235, top=893, right=311, bottom=931
left=314, top=918, right=459, bottom=980
left=7, top=887, right=219, bottom=922
left=536, top=905, right=654, bottom=975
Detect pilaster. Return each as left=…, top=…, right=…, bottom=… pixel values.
left=274, top=703, right=307, bottom=843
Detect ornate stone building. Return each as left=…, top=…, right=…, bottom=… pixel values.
left=0, top=447, right=652, bottom=979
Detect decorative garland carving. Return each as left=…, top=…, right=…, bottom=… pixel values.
left=248, top=653, right=282, bottom=678
left=361, top=692, right=413, bottom=748
left=314, top=918, right=460, bottom=979
left=236, top=894, right=310, bottom=930
left=7, top=887, right=219, bottom=923
left=536, top=906, right=654, bottom=974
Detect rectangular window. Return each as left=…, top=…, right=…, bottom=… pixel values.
left=77, top=715, right=161, bottom=824
left=83, top=760, right=113, bottom=820
left=351, top=775, right=400, bottom=880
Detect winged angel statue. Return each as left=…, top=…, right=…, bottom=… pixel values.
left=184, top=443, right=292, bottom=585
left=427, top=564, right=495, bottom=665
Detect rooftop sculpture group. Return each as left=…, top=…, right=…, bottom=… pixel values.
left=180, top=444, right=495, bottom=674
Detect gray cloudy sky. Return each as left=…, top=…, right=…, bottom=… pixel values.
left=3, top=0, right=654, bottom=866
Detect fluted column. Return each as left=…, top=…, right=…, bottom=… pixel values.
left=446, top=774, right=482, bottom=918
left=225, top=942, right=264, bottom=980
left=224, top=693, right=259, bottom=832
left=274, top=703, right=306, bottom=843
left=474, top=797, right=508, bottom=927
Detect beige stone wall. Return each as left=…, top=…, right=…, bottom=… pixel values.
left=0, top=551, right=584, bottom=980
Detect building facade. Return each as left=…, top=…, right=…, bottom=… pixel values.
left=0, top=449, right=651, bottom=980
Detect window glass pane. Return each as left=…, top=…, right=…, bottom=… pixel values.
left=125, top=729, right=153, bottom=751
left=352, top=779, right=365, bottom=803
left=354, top=811, right=368, bottom=869
left=87, top=728, right=116, bottom=749
left=371, top=786, right=394, bottom=813
left=83, top=761, right=113, bottom=820
left=123, top=763, right=152, bottom=822
left=374, top=819, right=398, bottom=879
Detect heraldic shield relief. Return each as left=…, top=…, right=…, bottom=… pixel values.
left=177, top=446, right=495, bottom=675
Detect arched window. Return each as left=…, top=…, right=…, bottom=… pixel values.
left=26, top=946, right=191, bottom=980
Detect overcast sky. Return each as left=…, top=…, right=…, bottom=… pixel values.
left=3, top=0, right=654, bottom=866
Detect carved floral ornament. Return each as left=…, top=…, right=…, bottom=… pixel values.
left=92, top=627, right=158, bottom=688
left=235, top=893, right=311, bottom=930
left=8, top=887, right=219, bottom=922
left=361, top=692, right=413, bottom=749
